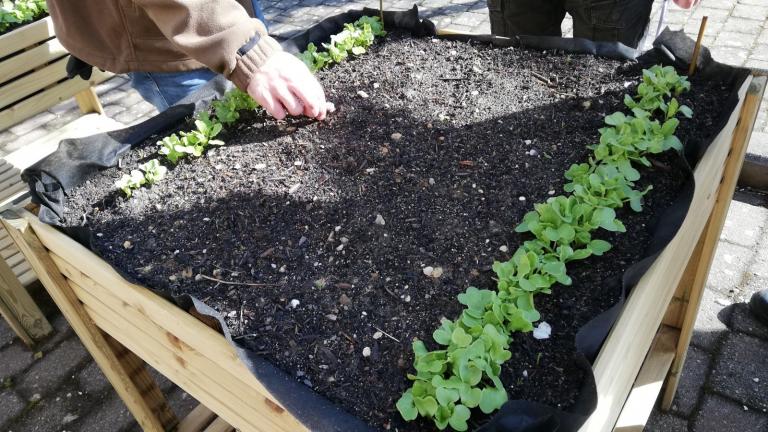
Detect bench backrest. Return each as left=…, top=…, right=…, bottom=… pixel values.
left=0, top=16, right=112, bottom=131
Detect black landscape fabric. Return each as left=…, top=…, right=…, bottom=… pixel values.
left=21, top=6, right=750, bottom=432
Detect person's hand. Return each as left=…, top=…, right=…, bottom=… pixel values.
left=247, top=51, right=333, bottom=121
left=672, top=0, right=700, bottom=9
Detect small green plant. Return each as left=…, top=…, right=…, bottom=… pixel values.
left=397, top=65, right=694, bottom=429
left=0, top=0, right=47, bottom=33
left=115, top=159, right=166, bottom=197
left=299, top=16, right=386, bottom=72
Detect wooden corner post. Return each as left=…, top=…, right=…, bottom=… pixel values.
left=660, top=76, right=767, bottom=410
left=0, top=210, right=176, bottom=431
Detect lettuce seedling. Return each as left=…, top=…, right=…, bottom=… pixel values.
left=139, top=159, right=167, bottom=184
left=114, top=170, right=145, bottom=197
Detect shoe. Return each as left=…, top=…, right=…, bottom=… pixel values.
left=749, top=289, right=768, bottom=327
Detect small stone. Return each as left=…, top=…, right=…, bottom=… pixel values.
left=288, top=184, right=301, bottom=194
left=374, top=214, right=386, bottom=225
left=471, top=90, right=479, bottom=96
left=519, top=196, right=526, bottom=202
left=30, top=394, right=42, bottom=403
left=194, top=274, right=203, bottom=282
left=123, top=240, right=133, bottom=249
left=357, top=90, right=369, bottom=98
left=62, top=413, right=79, bottom=424
left=391, top=132, right=403, bottom=141
left=428, top=178, right=435, bottom=185
left=336, top=244, right=345, bottom=252
left=373, top=331, right=383, bottom=339
left=716, top=298, right=732, bottom=306
left=432, top=267, right=444, bottom=278
left=754, top=378, right=760, bottom=383
left=524, top=139, right=532, bottom=145
left=340, top=237, right=349, bottom=244
left=527, top=149, right=539, bottom=156
left=500, top=245, right=509, bottom=253
left=339, top=294, right=351, bottom=305
left=96, top=233, right=103, bottom=237
left=522, top=370, right=528, bottom=378
left=294, top=161, right=303, bottom=167
left=548, top=190, right=556, bottom=195
left=254, top=163, right=267, bottom=169
left=362, top=347, right=372, bottom=357
left=581, top=100, right=592, bottom=110
left=227, top=311, right=237, bottom=318
left=335, top=225, right=342, bottom=232
left=423, top=266, right=434, bottom=277
left=449, top=50, right=457, bottom=56
left=279, top=265, right=287, bottom=273
left=168, top=275, right=177, bottom=282
left=289, top=299, right=300, bottom=308
left=404, top=295, right=411, bottom=302
left=373, top=82, right=380, bottom=89
left=533, top=322, right=552, bottom=340
left=298, top=236, right=308, bottom=246
left=325, top=314, right=338, bottom=321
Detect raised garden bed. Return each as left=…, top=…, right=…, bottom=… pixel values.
left=5, top=9, right=765, bottom=432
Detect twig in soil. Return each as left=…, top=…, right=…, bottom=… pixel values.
left=383, top=286, right=400, bottom=300
left=438, top=76, right=468, bottom=81
left=530, top=71, right=553, bottom=86
left=199, top=274, right=280, bottom=287
left=340, top=331, right=356, bottom=345
left=374, top=326, right=400, bottom=343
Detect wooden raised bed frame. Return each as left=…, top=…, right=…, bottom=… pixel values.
left=1, top=66, right=764, bottom=430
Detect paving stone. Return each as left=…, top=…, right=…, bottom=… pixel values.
left=693, top=394, right=768, bottom=431
left=701, top=0, right=737, bottom=9
left=720, top=200, right=768, bottom=247
left=7, top=111, right=56, bottom=137
left=706, top=241, right=750, bottom=294
left=716, top=31, right=757, bottom=49
left=751, top=44, right=768, bottom=61
left=710, top=333, right=768, bottom=411
left=731, top=303, right=768, bottom=341
left=0, top=389, right=25, bottom=426
left=722, top=17, right=765, bottom=35
left=748, top=230, right=768, bottom=279
left=0, top=127, right=49, bottom=156
left=75, top=393, right=137, bottom=432
left=645, top=409, right=688, bottom=432
left=0, top=129, right=18, bottom=153
left=711, top=46, right=750, bottom=66
left=16, top=338, right=90, bottom=397
left=0, top=342, right=36, bottom=381
left=76, top=362, right=109, bottom=395
left=37, top=313, right=75, bottom=353
left=692, top=288, right=733, bottom=351
left=732, top=4, right=768, bottom=20
left=669, top=346, right=711, bottom=417
left=8, top=387, right=93, bottom=432
left=0, top=320, right=14, bottom=349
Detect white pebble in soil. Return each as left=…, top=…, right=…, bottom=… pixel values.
left=533, top=322, right=552, bottom=340
left=374, top=214, right=386, bottom=225
left=289, top=299, right=300, bottom=309
left=362, top=347, right=371, bottom=357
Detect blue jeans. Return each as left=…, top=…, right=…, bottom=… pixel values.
left=129, top=69, right=218, bottom=111
left=130, top=0, right=267, bottom=111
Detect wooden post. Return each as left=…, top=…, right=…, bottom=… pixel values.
left=0, top=249, right=51, bottom=347
left=0, top=212, right=169, bottom=432
left=661, top=76, right=767, bottom=410
left=74, top=87, right=104, bottom=115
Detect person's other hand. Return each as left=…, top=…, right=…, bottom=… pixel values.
left=672, top=0, right=700, bottom=9
left=247, top=51, right=332, bottom=121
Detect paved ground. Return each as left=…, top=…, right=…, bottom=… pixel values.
left=1, top=1, right=768, bottom=431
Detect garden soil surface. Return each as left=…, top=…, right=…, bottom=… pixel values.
left=62, top=32, right=732, bottom=431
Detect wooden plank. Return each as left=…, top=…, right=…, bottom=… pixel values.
left=0, top=238, right=50, bottom=344
left=104, top=334, right=179, bottom=430
left=0, top=166, right=22, bottom=186
left=661, top=76, right=767, bottom=410
left=16, top=267, right=36, bottom=287
left=579, top=76, right=754, bottom=432
left=20, top=207, right=305, bottom=432
left=203, top=417, right=235, bottom=432
left=613, top=326, right=679, bottom=432
left=0, top=38, right=67, bottom=83
left=0, top=57, right=69, bottom=110
left=0, top=290, right=34, bottom=346
left=0, top=17, right=55, bottom=58
left=178, top=405, right=217, bottom=432
left=0, top=213, right=166, bottom=431
left=74, top=88, right=104, bottom=115
left=61, top=267, right=305, bottom=432
left=0, top=69, right=111, bottom=131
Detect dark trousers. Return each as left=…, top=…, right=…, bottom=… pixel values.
left=487, top=0, right=654, bottom=49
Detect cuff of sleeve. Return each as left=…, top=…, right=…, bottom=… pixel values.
left=229, top=34, right=283, bottom=91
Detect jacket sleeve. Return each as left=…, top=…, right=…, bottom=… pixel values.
left=134, top=0, right=282, bottom=90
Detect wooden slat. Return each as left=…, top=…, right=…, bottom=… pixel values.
left=0, top=38, right=67, bottom=84
left=661, top=76, right=767, bottom=410
left=0, top=56, right=69, bottom=110
left=0, top=69, right=111, bottom=131
left=0, top=289, right=34, bottom=346
left=74, top=87, right=104, bottom=115
left=613, top=326, right=679, bottom=431
left=0, top=232, right=50, bottom=344
left=0, top=17, right=55, bottom=58
left=203, top=417, right=235, bottom=432
left=62, top=268, right=304, bottom=432
left=178, top=405, right=217, bottom=432
left=579, top=76, right=754, bottom=432
left=0, top=166, right=22, bottom=186
left=0, top=213, right=166, bottom=431
left=16, top=267, right=36, bottom=286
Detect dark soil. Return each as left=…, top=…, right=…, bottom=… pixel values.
left=62, top=33, right=733, bottom=431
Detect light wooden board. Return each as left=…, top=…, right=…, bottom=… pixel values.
left=0, top=38, right=67, bottom=83
left=178, top=405, right=217, bottom=432
left=579, top=75, right=753, bottom=432
left=0, top=69, right=112, bottom=131
left=0, top=57, right=70, bottom=110
left=0, top=17, right=55, bottom=58
left=613, top=326, right=678, bottom=431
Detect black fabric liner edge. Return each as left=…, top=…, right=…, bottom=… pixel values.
left=18, top=6, right=751, bottom=432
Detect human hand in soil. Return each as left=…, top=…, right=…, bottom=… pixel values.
left=247, top=52, right=332, bottom=121
left=672, top=0, right=700, bottom=8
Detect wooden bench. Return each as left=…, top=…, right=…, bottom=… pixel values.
left=0, top=16, right=118, bottom=347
